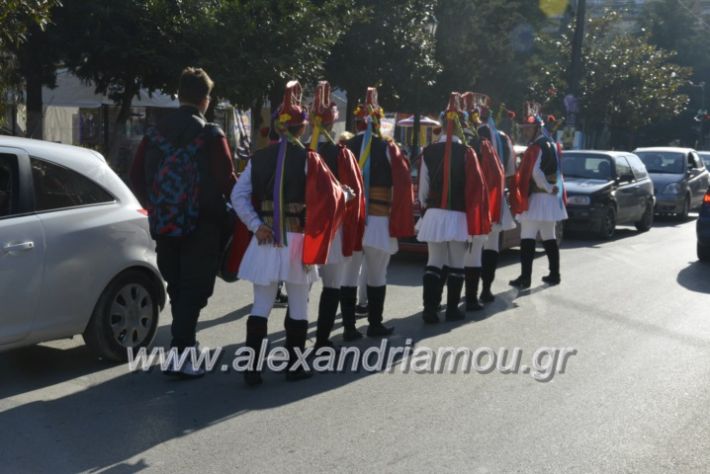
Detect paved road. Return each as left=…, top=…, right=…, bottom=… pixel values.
left=2, top=217, right=710, bottom=473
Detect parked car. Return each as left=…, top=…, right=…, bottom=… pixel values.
left=633, top=147, right=710, bottom=219
left=562, top=150, right=655, bottom=239
left=0, top=137, right=165, bottom=361
left=699, top=151, right=710, bottom=168
left=697, top=186, right=710, bottom=261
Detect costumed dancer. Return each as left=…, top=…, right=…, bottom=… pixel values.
left=308, top=81, right=365, bottom=349
left=462, top=92, right=517, bottom=305
left=231, top=80, right=348, bottom=386
left=509, top=101, right=567, bottom=290
left=417, top=92, right=490, bottom=323
left=341, top=87, right=415, bottom=339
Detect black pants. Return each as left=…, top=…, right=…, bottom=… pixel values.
left=156, top=221, right=221, bottom=350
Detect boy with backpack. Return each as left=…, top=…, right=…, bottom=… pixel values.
left=130, top=67, right=236, bottom=378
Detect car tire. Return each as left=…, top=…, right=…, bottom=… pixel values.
left=635, top=201, right=654, bottom=232
left=678, top=195, right=690, bottom=221
left=597, top=207, right=616, bottom=240
left=83, top=270, right=160, bottom=362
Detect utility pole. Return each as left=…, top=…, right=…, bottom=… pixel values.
left=564, top=0, right=586, bottom=147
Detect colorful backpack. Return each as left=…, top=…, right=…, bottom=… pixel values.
left=145, top=127, right=208, bottom=237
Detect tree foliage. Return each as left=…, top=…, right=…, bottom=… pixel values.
left=325, top=0, right=439, bottom=127
left=531, top=10, right=691, bottom=148
left=432, top=0, right=546, bottom=113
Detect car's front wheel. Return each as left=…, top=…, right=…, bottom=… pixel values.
left=83, top=270, right=160, bottom=361
left=678, top=195, right=691, bottom=221
left=597, top=207, right=616, bottom=240
left=635, top=201, right=654, bottom=232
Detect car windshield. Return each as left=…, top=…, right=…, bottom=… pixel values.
left=562, top=154, right=613, bottom=180
left=636, top=151, right=685, bottom=174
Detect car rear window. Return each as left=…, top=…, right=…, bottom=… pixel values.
left=31, top=157, right=114, bottom=212
left=636, top=151, right=685, bottom=174
left=562, top=153, right=613, bottom=180
left=626, top=154, right=649, bottom=180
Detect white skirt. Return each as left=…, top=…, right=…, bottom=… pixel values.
left=326, top=227, right=345, bottom=265
left=417, top=208, right=469, bottom=242
left=493, top=200, right=517, bottom=232
left=517, top=192, right=568, bottom=222
left=238, top=232, right=319, bottom=286
left=363, top=215, right=398, bottom=254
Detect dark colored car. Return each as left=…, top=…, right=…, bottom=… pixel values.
left=562, top=151, right=655, bottom=239
left=696, top=186, right=710, bottom=261
left=633, top=147, right=710, bottom=219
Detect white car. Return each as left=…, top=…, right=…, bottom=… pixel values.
left=0, top=136, right=165, bottom=360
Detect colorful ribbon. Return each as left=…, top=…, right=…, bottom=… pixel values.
left=272, top=137, right=288, bottom=246
left=358, top=116, right=373, bottom=214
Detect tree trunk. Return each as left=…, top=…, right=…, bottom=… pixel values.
left=106, top=81, right=138, bottom=176
left=25, top=69, right=43, bottom=139
left=345, top=86, right=358, bottom=133
left=251, top=97, right=263, bottom=151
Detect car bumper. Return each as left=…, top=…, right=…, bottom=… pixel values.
left=564, top=205, right=606, bottom=233
left=654, top=194, right=684, bottom=214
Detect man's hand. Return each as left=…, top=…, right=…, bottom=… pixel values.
left=255, top=224, right=273, bottom=245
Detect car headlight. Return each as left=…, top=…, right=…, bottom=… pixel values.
left=663, top=182, right=681, bottom=194
left=567, top=195, right=591, bottom=206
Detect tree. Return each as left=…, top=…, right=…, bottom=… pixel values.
left=531, top=11, right=690, bottom=149
left=432, top=0, right=546, bottom=114
left=640, top=0, right=710, bottom=147
left=0, top=0, right=60, bottom=132
left=325, top=0, right=439, bottom=130
left=54, top=0, right=204, bottom=153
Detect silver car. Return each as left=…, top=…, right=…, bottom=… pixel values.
left=633, top=147, right=710, bottom=219
left=0, top=137, right=165, bottom=360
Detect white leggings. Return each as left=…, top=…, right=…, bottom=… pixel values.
left=427, top=241, right=467, bottom=269
left=343, top=247, right=390, bottom=287
left=320, top=260, right=348, bottom=289
left=520, top=220, right=556, bottom=241
left=484, top=228, right=501, bottom=252
left=358, top=260, right=368, bottom=304
left=463, top=236, right=487, bottom=267
left=252, top=282, right=309, bottom=320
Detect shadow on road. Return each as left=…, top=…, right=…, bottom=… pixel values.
left=0, top=281, right=534, bottom=472
left=677, top=260, right=710, bottom=294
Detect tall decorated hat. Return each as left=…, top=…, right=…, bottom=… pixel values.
left=310, top=81, right=338, bottom=126
left=309, top=81, right=338, bottom=148
left=353, top=87, right=384, bottom=129
left=519, top=101, right=544, bottom=128
left=274, top=80, right=308, bottom=133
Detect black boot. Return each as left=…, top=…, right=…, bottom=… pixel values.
left=445, top=268, right=466, bottom=321
left=480, top=250, right=498, bottom=302
left=284, top=316, right=312, bottom=382
left=541, top=239, right=561, bottom=285
left=340, top=286, right=363, bottom=341
left=244, top=316, right=267, bottom=387
left=464, top=267, right=483, bottom=311
left=366, top=285, right=394, bottom=337
left=439, top=265, right=449, bottom=310
left=509, top=239, right=535, bottom=289
left=315, top=287, right=340, bottom=348
left=422, top=266, right=442, bottom=324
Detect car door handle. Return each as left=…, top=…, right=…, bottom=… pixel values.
left=2, top=241, right=35, bottom=255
